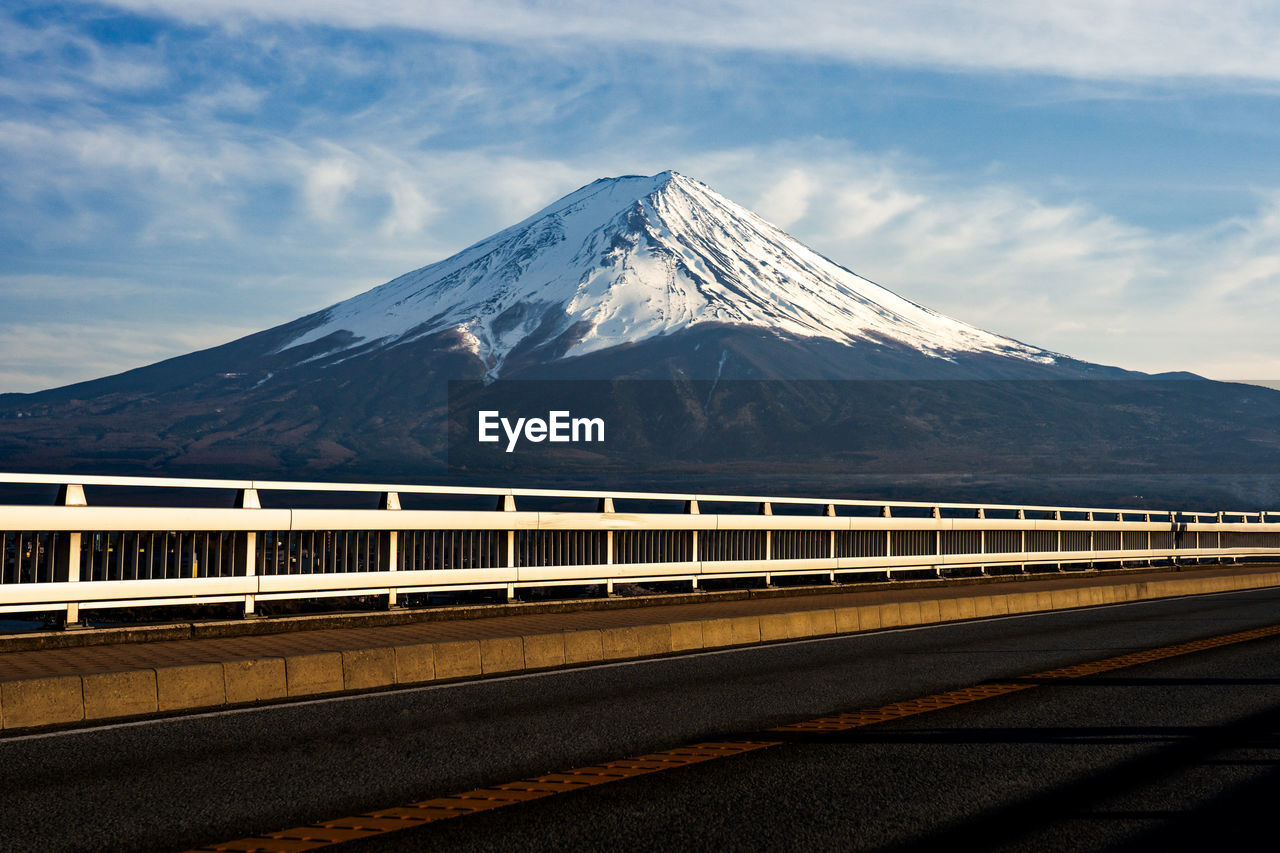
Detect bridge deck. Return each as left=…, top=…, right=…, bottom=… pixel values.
left=1, top=563, right=1277, bottom=732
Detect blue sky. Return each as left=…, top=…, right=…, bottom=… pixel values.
left=4, top=1, right=1280, bottom=390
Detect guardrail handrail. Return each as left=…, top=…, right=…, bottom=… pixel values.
left=3, top=471, right=1277, bottom=627
left=0, top=470, right=1230, bottom=517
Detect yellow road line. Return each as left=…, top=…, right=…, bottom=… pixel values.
left=187, top=622, right=1280, bottom=852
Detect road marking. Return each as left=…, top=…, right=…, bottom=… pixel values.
left=185, top=620, right=1280, bottom=852
left=190, top=740, right=783, bottom=852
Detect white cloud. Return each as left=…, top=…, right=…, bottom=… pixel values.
left=755, top=169, right=816, bottom=229
left=380, top=179, right=436, bottom=238
left=304, top=157, right=360, bottom=222
left=102, top=1, right=1280, bottom=82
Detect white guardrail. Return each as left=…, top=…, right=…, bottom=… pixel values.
left=2, top=472, right=1279, bottom=624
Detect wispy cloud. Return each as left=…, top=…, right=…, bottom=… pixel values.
left=0, top=12, right=168, bottom=103
left=103, top=1, right=1280, bottom=82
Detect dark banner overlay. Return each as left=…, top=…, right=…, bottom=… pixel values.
left=447, top=379, right=1280, bottom=479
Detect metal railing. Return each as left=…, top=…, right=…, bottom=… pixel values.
left=2, top=472, right=1279, bottom=624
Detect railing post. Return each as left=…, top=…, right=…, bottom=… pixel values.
left=382, top=491, right=400, bottom=608
left=57, top=485, right=85, bottom=626
left=57, top=484, right=87, bottom=507
left=932, top=506, right=941, bottom=564
left=64, top=532, right=82, bottom=627
left=826, top=504, right=837, bottom=582
left=502, top=493, right=516, bottom=601
left=1087, top=510, right=1095, bottom=570
left=237, top=488, right=259, bottom=616
left=882, top=506, right=892, bottom=573
left=687, top=499, right=699, bottom=567
left=243, top=532, right=257, bottom=616
left=1017, top=508, right=1026, bottom=568
left=976, top=507, right=986, bottom=576
left=760, top=502, right=772, bottom=584
left=1054, top=510, right=1063, bottom=570
left=598, top=497, right=614, bottom=567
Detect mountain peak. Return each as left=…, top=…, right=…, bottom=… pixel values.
left=279, top=172, right=1057, bottom=378
left=515, top=170, right=683, bottom=228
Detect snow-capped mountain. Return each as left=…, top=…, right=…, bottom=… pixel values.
left=15, top=168, right=1280, bottom=509
left=281, top=171, right=1056, bottom=379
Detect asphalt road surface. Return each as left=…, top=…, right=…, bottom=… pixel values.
left=4, top=586, right=1280, bottom=852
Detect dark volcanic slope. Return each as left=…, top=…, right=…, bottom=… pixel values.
left=4, top=320, right=1280, bottom=509
left=0, top=324, right=482, bottom=479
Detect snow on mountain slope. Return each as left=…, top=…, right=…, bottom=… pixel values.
left=281, top=171, right=1057, bottom=377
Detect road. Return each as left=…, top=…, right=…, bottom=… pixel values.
left=3, top=586, right=1280, bottom=852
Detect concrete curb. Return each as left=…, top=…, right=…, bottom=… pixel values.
left=3, top=570, right=1278, bottom=733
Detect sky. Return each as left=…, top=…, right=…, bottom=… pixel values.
left=3, top=1, right=1280, bottom=391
